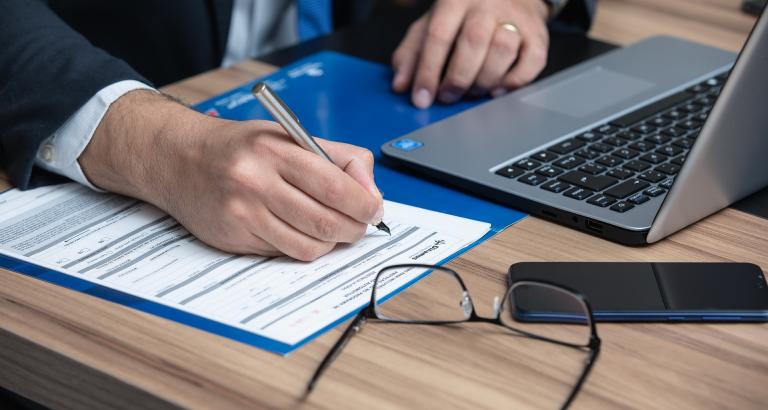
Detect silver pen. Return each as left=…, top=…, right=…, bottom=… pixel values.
left=252, top=82, right=390, bottom=235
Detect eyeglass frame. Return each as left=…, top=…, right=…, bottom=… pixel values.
left=305, top=263, right=602, bottom=409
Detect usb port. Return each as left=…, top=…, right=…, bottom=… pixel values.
left=586, top=219, right=603, bottom=234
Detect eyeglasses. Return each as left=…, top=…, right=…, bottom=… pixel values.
left=306, top=264, right=601, bottom=409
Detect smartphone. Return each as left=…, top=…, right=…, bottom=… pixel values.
left=507, top=262, right=768, bottom=322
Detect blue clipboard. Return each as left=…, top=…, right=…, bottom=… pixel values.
left=0, top=52, right=527, bottom=356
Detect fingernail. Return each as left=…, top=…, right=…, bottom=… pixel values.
left=438, top=89, right=461, bottom=104
left=413, top=88, right=432, bottom=109
left=491, top=87, right=508, bottom=98
left=372, top=205, right=385, bottom=224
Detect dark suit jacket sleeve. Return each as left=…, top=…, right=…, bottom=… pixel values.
left=0, top=0, right=151, bottom=190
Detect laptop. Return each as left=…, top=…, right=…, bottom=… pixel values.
left=382, top=7, right=768, bottom=245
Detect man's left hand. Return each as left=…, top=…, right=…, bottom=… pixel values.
left=392, top=0, right=550, bottom=108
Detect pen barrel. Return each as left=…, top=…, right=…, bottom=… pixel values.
left=252, top=83, right=334, bottom=163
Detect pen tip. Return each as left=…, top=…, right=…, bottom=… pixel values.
left=375, top=221, right=391, bottom=236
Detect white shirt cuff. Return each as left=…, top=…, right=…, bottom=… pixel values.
left=35, top=80, right=156, bottom=191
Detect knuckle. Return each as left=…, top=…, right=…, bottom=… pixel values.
left=492, top=34, right=520, bottom=56
left=294, top=241, right=332, bottom=262
left=314, top=215, right=342, bottom=241
left=444, top=71, right=473, bottom=89
left=359, top=148, right=375, bottom=166
left=462, top=25, right=488, bottom=48
left=426, top=24, right=452, bottom=47
left=322, top=178, right=346, bottom=206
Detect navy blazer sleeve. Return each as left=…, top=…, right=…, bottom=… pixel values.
left=0, top=0, right=150, bottom=190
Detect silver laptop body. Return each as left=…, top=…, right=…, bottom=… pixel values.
left=382, top=9, right=768, bottom=245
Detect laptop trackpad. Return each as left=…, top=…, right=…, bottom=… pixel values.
left=521, top=66, right=654, bottom=118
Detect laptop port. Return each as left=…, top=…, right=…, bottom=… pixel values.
left=586, top=219, right=604, bottom=234
left=541, top=210, right=557, bottom=220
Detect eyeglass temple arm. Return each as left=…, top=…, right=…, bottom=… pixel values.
left=305, top=309, right=368, bottom=395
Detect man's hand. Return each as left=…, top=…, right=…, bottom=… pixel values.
left=392, top=0, right=550, bottom=108
left=80, top=91, right=384, bottom=261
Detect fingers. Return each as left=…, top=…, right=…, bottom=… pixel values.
left=255, top=207, right=336, bottom=261
left=264, top=181, right=367, bottom=244
left=475, top=24, right=522, bottom=96
left=411, top=1, right=467, bottom=108
left=392, top=17, right=427, bottom=93
left=318, top=139, right=381, bottom=199
left=500, top=31, right=549, bottom=91
left=278, top=145, right=381, bottom=226
left=437, top=10, right=496, bottom=104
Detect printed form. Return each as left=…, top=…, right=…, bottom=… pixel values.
left=0, top=184, right=490, bottom=349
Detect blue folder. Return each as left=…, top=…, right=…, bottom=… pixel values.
left=195, top=51, right=527, bottom=231
left=0, top=52, right=527, bottom=356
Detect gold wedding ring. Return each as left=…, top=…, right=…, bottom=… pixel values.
left=498, top=21, right=520, bottom=35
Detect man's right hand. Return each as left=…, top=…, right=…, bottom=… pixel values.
left=79, top=90, right=384, bottom=261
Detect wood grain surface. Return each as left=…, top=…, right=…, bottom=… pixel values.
left=1, top=1, right=765, bottom=409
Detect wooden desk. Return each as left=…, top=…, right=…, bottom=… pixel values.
left=1, top=1, right=765, bottom=408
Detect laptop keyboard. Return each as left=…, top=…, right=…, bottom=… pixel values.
left=494, top=73, right=727, bottom=213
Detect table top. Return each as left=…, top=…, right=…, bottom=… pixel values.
left=1, top=1, right=765, bottom=409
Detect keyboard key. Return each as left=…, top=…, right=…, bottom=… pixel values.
left=610, top=201, right=635, bottom=213
left=659, top=178, right=674, bottom=189
left=655, top=164, right=680, bottom=176
left=515, top=158, right=542, bottom=170
left=587, top=194, right=616, bottom=207
left=532, top=151, right=559, bottom=162
left=692, top=112, right=708, bottom=123
left=644, top=186, right=667, bottom=197
left=656, top=145, right=684, bottom=156
left=575, top=148, right=601, bottom=160
left=687, top=83, right=710, bottom=94
left=590, top=142, right=613, bottom=153
left=647, top=117, right=672, bottom=127
left=609, top=91, right=692, bottom=127
left=639, top=152, right=667, bottom=164
left=693, top=96, right=716, bottom=106
left=518, top=173, right=548, bottom=186
left=613, top=148, right=639, bottom=159
left=679, top=103, right=701, bottom=113
left=628, top=193, right=651, bottom=205
left=595, top=124, right=619, bottom=134
left=631, top=124, right=657, bottom=134
left=559, top=171, right=619, bottom=191
left=548, top=139, right=586, bottom=154
left=607, top=168, right=634, bottom=180
left=541, top=180, right=571, bottom=193
left=639, top=170, right=666, bottom=183
left=596, top=155, right=623, bottom=167
left=623, top=160, right=652, bottom=172
left=602, top=136, right=628, bottom=147
left=616, top=131, right=643, bottom=141
left=663, top=110, right=686, bottom=121
left=661, top=127, right=687, bottom=137
left=578, top=163, right=607, bottom=175
left=672, top=138, right=695, bottom=149
left=628, top=141, right=656, bottom=152
left=679, top=119, right=702, bottom=130
left=671, top=155, right=686, bottom=166
left=563, top=187, right=595, bottom=200
left=576, top=131, right=602, bottom=142
left=604, top=179, right=650, bottom=198
left=553, top=155, right=586, bottom=169
left=536, top=166, right=564, bottom=178
left=495, top=166, right=525, bottom=178
left=645, top=134, right=671, bottom=144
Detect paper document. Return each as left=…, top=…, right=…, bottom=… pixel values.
left=0, top=184, right=490, bottom=353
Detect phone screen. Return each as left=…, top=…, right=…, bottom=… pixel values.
left=508, top=262, right=768, bottom=321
